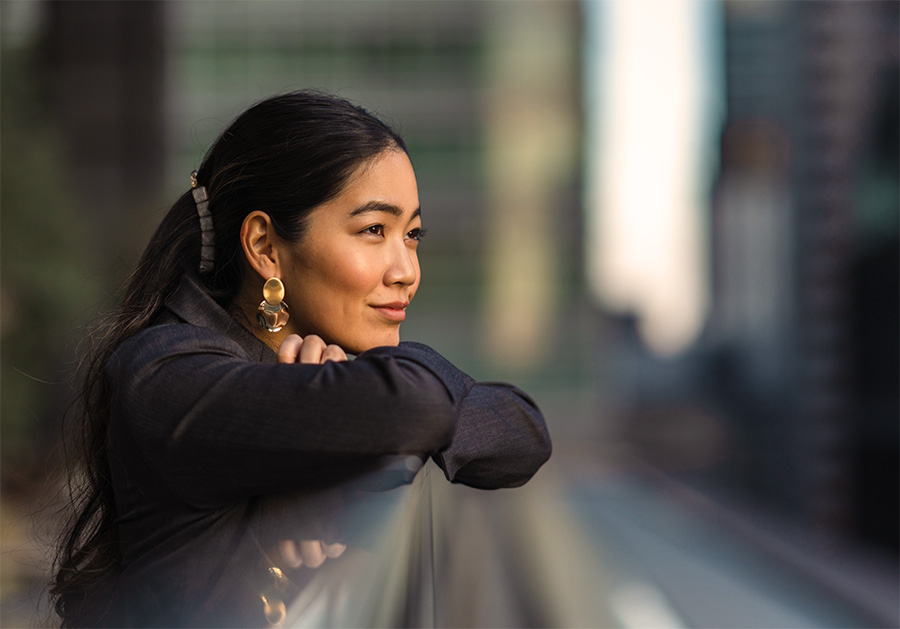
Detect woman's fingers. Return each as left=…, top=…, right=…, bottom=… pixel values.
left=298, top=335, right=326, bottom=364
left=277, top=334, right=347, bottom=364
left=323, top=542, right=347, bottom=558
left=277, top=334, right=304, bottom=364
left=321, top=344, right=348, bottom=363
left=298, top=540, right=327, bottom=568
left=275, top=539, right=345, bottom=569
left=277, top=539, right=304, bottom=568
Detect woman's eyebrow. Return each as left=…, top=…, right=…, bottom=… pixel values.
left=348, top=201, right=421, bottom=219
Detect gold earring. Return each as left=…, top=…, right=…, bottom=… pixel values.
left=257, top=277, right=290, bottom=332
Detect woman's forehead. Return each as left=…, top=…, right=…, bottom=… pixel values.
left=322, top=152, right=420, bottom=217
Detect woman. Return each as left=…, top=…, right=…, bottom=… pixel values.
left=52, top=91, right=551, bottom=628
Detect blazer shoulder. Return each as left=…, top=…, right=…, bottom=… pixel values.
left=111, top=322, right=252, bottom=371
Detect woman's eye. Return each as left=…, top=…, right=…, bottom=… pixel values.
left=363, top=224, right=385, bottom=236
left=408, top=227, right=427, bottom=241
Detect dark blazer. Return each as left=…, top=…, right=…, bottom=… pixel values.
left=104, top=274, right=551, bottom=627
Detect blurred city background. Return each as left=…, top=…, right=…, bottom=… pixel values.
left=1, top=0, right=897, bottom=627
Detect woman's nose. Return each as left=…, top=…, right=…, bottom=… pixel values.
left=384, top=241, right=417, bottom=286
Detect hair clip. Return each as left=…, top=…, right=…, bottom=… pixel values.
left=191, top=170, right=215, bottom=274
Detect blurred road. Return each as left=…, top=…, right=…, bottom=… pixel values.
left=457, top=443, right=900, bottom=629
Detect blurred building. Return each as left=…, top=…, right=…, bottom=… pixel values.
left=39, top=1, right=167, bottom=262
left=37, top=0, right=583, bottom=375
left=708, top=0, right=898, bottom=549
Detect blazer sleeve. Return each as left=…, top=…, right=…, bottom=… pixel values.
left=396, top=343, right=552, bottom=489
left=107, top=324, right=472, bottom=506
left=436, top=382, right=551, bottom=488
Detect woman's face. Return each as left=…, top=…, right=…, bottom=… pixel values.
left=280, top=150, right=422, bottom=354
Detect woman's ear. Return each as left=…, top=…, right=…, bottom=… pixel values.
left=240, top=211, right=282, bottom=279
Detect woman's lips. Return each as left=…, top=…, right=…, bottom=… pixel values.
left=371, top=302, right=408, bottom=322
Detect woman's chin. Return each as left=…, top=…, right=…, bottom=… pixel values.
left=352, top=332, right=401, bottom=354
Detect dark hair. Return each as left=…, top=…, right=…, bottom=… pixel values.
left=51, top=90, right=407, bottom=627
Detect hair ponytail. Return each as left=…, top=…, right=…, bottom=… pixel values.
left=51, top=190, right=203, bottom=627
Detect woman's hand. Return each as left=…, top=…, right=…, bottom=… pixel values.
left=277, top=334, right=347, bottom=365
left=275, top=539, right=347, bottom=569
